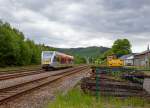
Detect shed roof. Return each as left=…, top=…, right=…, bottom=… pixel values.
left=120, top=54, right=135, bottom=60
left=135, top=50, right=150, bottom=56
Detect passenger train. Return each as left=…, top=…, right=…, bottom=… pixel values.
left=41, top=51, right=74, bottom=70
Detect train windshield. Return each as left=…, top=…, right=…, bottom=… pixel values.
left=42, top=52, right=53, bottom=60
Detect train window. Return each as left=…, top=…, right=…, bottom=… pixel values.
left=43, top=52, right=53, bottom=59
left=59, top=56, right=61, bottom=62
left=53, top=56, right=57, bottom=62
left=56, top=56, right=59, bottom=62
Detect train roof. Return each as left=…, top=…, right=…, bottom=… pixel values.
left=42, top=51, right=74, bottom=59
left=56, top=51, right=74, bottom=59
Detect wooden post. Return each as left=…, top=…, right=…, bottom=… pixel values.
left=96, top=67, right=100, bottom=101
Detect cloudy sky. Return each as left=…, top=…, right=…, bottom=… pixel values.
left=0, top=0, right=150, bottom=52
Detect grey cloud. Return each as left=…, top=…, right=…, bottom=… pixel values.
left=12, top=0, right=50, bottom=11
left=0, top=0, right=150, bottom=52
left=102, top=0, right=150, bottom=10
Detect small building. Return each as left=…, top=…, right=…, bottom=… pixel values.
left=120, top=54, right=135, bottom=66
left=134, top=50, right=150, bottom=68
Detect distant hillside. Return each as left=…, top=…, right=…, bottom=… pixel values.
left=57, top=46, right=110, bottom=57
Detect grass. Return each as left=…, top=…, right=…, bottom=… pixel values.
left=46, top=88, right=150, bottom=108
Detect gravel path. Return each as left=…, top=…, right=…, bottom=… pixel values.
left=0, top=68, right=91, bottom=108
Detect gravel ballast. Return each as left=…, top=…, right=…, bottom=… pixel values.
left=0, top=68, right=91, bottom=108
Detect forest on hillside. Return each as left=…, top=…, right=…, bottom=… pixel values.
left=0, top=20, right=55, bottom=67
left=57, top=46, right=109, bottom=63
left=58, top=46, right=109, bottom=57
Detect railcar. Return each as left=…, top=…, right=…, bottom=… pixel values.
left=41, top=51, right=74, bottom=70
left=107, top=54, right=124, bottom=67
left=107, top=59, right=124, bottom=67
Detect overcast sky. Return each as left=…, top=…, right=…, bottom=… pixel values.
left=0, top=0, right=150, bottom=52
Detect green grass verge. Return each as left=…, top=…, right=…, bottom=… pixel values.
left=46, top=88, right=150, bottom=108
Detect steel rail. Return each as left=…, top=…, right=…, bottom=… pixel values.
left=0, top=67, right=41, bottom=74
left=0, top=66, right=89, bottom=104
left=0, top=66, right=77, bottom=81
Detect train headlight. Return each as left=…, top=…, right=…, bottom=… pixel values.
left=43, top=60, right=50, bottom=64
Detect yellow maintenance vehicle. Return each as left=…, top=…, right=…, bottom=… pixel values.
left=107, top=54, right=124, bottom=67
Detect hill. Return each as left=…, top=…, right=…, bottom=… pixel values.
left=57, top=46, right=110, bottom=57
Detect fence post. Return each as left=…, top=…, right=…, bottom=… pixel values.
left=96, top=67, right=99, bottom=101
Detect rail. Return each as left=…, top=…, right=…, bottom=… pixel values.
left=0, top=65, right=89, bottom=104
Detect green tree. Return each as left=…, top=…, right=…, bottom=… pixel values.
left=74, top=56, right=86, bottom=64
left=0, top=20, right=55, bottom=67
left=97, top=39, right=132, bottom=63
left=100, top=49, right=113, bottom=60
left=112, top=39, right=132, bottom=57
left=0, top=21, right=21, bottom=66
left=19, top=42, right=32, bottom=65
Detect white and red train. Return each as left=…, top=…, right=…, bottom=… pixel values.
left=41, top=51, right=74, bottom=70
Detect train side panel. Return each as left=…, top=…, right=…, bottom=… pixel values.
left=107, top=59, right=124, bottom=67
left=52, top=52, right=74, bottom=68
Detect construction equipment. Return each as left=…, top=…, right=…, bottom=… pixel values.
left=107, top=54, right=124, bottom=67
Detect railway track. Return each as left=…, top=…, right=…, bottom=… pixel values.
left=0, top=66, right=74, bottom=81
left=0, top=69, right=45, bottom=81
left=0, top=66, right=89, bottom=104
left=0, top=67, right=41, bottom=74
